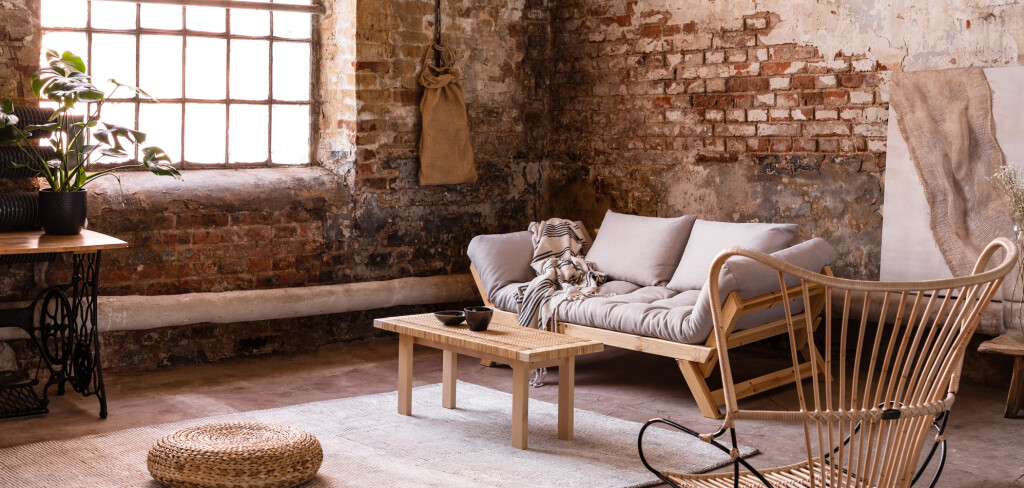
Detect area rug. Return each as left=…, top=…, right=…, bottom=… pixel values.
left=0, top=382, right=757, bottom=487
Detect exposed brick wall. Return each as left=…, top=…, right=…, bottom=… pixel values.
left=666, top=13, right=889, bottom=175
left=2, top=0, right=550, bottom=295
left=0, top=0, right=552, bottom=373
left=544, top=4, right=888, bottom=278
left=331, top=0, right=551, bottom=282
left=0, top=0, right=38, bottom=104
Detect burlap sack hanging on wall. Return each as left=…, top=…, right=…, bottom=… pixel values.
left=418, top=44, right=477, bottom=186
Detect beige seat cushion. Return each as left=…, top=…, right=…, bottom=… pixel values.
left=490, top=283, right=710, bottom=344
left=487, top=239, right=837, bottom=345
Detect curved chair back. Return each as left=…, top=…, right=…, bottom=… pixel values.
left=707, top=238, right=1017, bottom=488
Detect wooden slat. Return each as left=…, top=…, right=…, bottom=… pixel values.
left=0, top=230, right=127, bottom=255
left=560, top=323, right=714, bottom=362
left=469, top=264, right=496, bottom=308
left=679, top=359, right=723, bottom=419
left=725, top=314, right=817, bottom=349
left=710, top=360, right=816, bottom=405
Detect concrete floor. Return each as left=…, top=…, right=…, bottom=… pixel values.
left=1, top=337, right=1022, bottom=487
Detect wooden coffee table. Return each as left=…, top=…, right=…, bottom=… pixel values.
left=374, top=311, right=603, bottom=449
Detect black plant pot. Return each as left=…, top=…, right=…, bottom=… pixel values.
left=38, top=189, right=87, bottom=235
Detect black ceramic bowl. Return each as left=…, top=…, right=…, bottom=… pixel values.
left=464, top=306, right=493, bottom=331
left=433, top=310, right=465, bottom=326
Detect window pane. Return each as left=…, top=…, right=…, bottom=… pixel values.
left=141, top=4, right=183, bottom=30
left=140, top=35, right=183, bottom=99
left=272, top=12, right=311, bottom=39
left=41, top=32, right=88, bottom=68
left=230, top=9, right=270, bottom=36
left=139, top=103, right=182, bottom=163
left=271, top=105, right=308, bottom=164
left=184, top=103, right=226, bottom=164
left=92, top=0, right=136, bottom=30
left=185, top=37, right=226, bottom=100
left=272, top=42, right=309, bottom=101
left=95, top=103, right=137, bottom=163
left=229, top=105, right=268, bottom=163
left=186, top=6, right=225, bottom=33
left=41, top=0, right=87, bottom=28
left=230, top=40, right=269, bottom=100
left=92, top=34, right=136, bottom=94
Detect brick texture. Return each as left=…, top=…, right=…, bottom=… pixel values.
left=0, top=0, right=551, bottom=374
left=545, top=4, right=887, bottom=279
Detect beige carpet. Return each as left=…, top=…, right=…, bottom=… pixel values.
left=0, top=382, right=756, bottom=487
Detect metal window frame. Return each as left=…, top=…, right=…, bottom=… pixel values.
left=40, top=0, right=319, bottom=169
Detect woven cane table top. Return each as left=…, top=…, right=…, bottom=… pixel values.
left=374, top=311, right=603, bottom=363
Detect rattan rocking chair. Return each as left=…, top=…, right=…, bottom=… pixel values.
left=639, top=237, right=1018, bottom=488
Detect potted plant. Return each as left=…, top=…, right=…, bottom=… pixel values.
left=0, top=49, right=180, bottom=235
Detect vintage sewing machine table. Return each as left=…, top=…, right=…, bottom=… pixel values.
left=0, top=230, right=127, bottom=419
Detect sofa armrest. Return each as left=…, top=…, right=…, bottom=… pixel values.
left=718, top=238, right=838, bottom=301
left=688, top=238, right=838, bottom=336
left=466, top=231, right=535, bottom=302
left=466, top=222, right=593, bottom=303
left=470, top=263, right=497, bottom=308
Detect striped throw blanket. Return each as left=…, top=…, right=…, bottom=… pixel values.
left=514, top=219, right=607, bottom=387
left=515, top=219, right=608, bottom=331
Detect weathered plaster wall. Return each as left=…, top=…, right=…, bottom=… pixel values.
left=544, top=0, right=1024, bottom=279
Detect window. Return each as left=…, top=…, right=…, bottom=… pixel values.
left=40, top=0, right=319, bottom=168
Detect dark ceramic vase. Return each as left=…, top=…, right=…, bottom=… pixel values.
left=38, top=188, right=87, bottom=235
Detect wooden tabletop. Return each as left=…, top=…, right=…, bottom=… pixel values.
left=374, top=311, right=603, bottom=363
left=0, top=230, right=128, bottom=256
left=979, top=334, right=1024, bottom=357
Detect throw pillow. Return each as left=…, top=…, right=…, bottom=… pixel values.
left=584, top=210, right=697, bottom=286
left=667, top=219, right=797, bottom=291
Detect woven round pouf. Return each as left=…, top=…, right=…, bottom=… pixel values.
left=147, top=422, right=323, bottom=488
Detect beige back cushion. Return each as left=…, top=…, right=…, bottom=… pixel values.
left=667, top=219, right=797, bottom=292
left=584, top=210, right=697, bottom=286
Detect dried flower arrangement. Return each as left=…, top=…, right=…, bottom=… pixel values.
left=992, top=165, right=1024, bottom=340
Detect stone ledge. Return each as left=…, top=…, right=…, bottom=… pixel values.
left=87, top=166, right=350, bottom=215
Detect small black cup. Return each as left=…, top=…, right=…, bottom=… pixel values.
left=464, top=306, right=493, bottom=331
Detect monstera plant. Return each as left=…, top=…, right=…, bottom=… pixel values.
left=0, top=49, right=180, bottom=235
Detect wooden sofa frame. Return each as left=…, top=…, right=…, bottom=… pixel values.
left=469, top=263, right=832, bottom=419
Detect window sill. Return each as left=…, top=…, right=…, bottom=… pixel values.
left=87, top=166, right=348, bottom=212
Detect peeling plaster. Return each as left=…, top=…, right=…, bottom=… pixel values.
left=629, top=0, right=1024, bottom=70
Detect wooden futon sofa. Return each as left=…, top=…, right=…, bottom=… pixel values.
left=467, top=211, right=836, bottom=419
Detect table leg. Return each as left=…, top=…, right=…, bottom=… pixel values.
left=1006, top=357, right=1024, bottom=419
left=443, top=350, right=457, bottom=409
left=512, top=361, right=530, bottom=449
left=398, top=334, right=413, bottom=416
left=558, top=357, right=575, bottom=440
